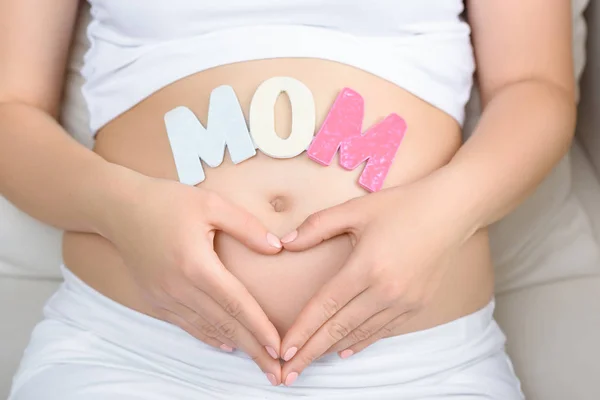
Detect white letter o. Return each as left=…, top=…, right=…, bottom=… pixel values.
left=249, top=77, right=316, bottom=158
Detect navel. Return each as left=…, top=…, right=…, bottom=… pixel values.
left=269, top=196, right=289, bottom=213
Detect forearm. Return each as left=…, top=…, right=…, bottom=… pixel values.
left=438, top=79, right=577, bottom=232
left=0, top=101, right=143, bottom=235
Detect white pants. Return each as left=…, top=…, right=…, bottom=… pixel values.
left=10, top=266, right=524, bottom=399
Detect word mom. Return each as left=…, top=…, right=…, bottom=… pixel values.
left=164, top=77, right=407, bottom=192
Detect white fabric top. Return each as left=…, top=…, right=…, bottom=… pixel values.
left=81, top=0, right=475, bottom=133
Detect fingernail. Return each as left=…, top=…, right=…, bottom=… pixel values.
left=220, top=344, right=234, bottom=352
left=284, top=372, right=298, bottom=386
left=266, top=232, right=282, bottom=249
left=282, top=347, right=297, bottom=361
left=265, top=345, right=279, bottom=359
left=339, top=349, right=354, bottom=359
left=281, top=230, right=298, bottom=244
left=265, top=373, right=278, bottom=386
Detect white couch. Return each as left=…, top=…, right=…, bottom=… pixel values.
left=1, top=3, right=599, bottom=399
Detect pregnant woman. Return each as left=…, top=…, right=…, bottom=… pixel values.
left=2, top=1, right=574, bottom=399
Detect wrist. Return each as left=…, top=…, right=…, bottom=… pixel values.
left=419, top=163, right=483, bottom=243
left=87, top=160, right=149, bottom=240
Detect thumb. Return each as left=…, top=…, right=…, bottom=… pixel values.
left=207, top=194, right=282, bottom=255
left=282, top=201, right=358, bottom=251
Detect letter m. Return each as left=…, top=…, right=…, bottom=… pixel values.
left=307, top=88, right=406, bottom=192
left=164, top=85, right=255, bottom=185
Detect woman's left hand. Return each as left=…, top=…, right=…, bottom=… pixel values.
left=278, top=169, right=477, bottom=384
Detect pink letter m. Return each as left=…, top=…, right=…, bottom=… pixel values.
left=307, top=88, right=407, bottom=192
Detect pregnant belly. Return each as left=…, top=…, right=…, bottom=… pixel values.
left=63, top=58, right=494, bottom=336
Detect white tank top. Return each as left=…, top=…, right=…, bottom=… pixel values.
left=81, top=0, right=475, bottom=133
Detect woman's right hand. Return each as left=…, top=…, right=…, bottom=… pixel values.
left=100, top=174, right=283, bottom=385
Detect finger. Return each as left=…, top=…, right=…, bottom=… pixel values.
left=161, top=293, right=238, bottom=350
left=198, top=307, right=282, bottom=384
left=159, top=307, right=236, bottom=352
left=341, top=311, right=416, bottom=357
left=326, top=308, right=399, bottom=355
left=205, top=192, right=282, bottom=255
left=280, top=251, right=369, bottom=364
left=281, top=200, right=360, bottom=252
left=282, top=289, right=387, bottom=380
left=176, top=277, right=282, bottom=384
left=192, top=250, right=282, bottom=357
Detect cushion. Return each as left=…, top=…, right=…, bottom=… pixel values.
left=0, top=199, right=62, bottom=278
left=577, top=0, right=600, bottom=176
left=0, top=278, right=61, bottom=398
left=495, top=275, right=600, bottom=400
left=492, top=142, right=600, bottom=400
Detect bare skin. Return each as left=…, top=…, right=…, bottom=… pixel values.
left=64, top=58, right=495, bottom=339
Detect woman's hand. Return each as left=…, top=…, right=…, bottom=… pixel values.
left=278, top=169, right=477, bottom=385
left=100, top=174, right=284, bottom=385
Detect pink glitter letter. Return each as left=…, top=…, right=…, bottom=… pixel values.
left=307, top=88, right=407, bottom=192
